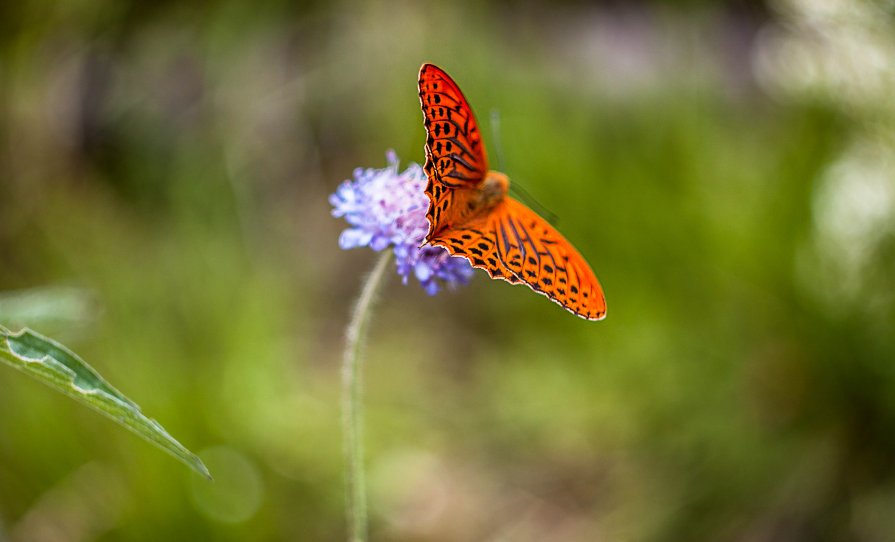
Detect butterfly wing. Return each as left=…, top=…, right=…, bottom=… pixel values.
left=418, top=63, right=488, bottom=239
left=419, top=64, right=606, bottom=320
left=430, top=197, right=607, bottom=321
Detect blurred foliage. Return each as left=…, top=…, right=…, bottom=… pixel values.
left=1, top=0, right=894, bottom=541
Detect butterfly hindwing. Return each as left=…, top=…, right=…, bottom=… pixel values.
left=429, top=211, right=523, bottom=286
left=431, top=197, right=606, bottom=321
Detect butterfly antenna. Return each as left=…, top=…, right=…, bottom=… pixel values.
left=489, top=109, right=506, bottom=173
left=510, top=181, right=560, bottom=226
left=490, top=109, right=560, bottom=225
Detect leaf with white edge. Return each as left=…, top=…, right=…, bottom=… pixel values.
left=0, top=326, right=211, bottom=479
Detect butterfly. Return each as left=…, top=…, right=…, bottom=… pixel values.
left=418, top=63, right=606, bottom=321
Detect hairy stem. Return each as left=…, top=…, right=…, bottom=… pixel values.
left=342, top=250, right=391, bottom=542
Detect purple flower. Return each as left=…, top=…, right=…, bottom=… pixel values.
left=330, top=151, right=474, bottom=295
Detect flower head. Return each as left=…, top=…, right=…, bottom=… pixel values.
left=330, top=151, right=474, bottom=294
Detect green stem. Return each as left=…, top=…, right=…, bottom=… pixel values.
left=342, top=250, right=391, bottom=542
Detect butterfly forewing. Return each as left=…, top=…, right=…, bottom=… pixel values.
left=419, top=63, right=489, bottom=239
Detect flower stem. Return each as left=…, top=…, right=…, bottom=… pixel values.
left=342, top=250, right=391, bottom=542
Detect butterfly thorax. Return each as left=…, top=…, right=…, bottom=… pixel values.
left=478, top=171, right=509, bottom=210
left=455, top=170, right=508, bottom=224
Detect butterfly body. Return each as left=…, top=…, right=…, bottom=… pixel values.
left=426, top=171, right=509, bottom=241
left=418, top=63, right=606, bottom=321
left=477, top=172, right=510, bottom=210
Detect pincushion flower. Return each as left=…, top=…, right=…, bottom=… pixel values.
left=330, top=151, right=474, bottom=295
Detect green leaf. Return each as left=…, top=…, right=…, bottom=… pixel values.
left=0, top=326, right=211, bottom=479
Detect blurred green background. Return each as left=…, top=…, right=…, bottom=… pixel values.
left=2, top=0, right=895, bottom=540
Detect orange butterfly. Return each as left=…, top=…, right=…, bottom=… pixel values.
left=418, top=63, right=606, bottom=321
